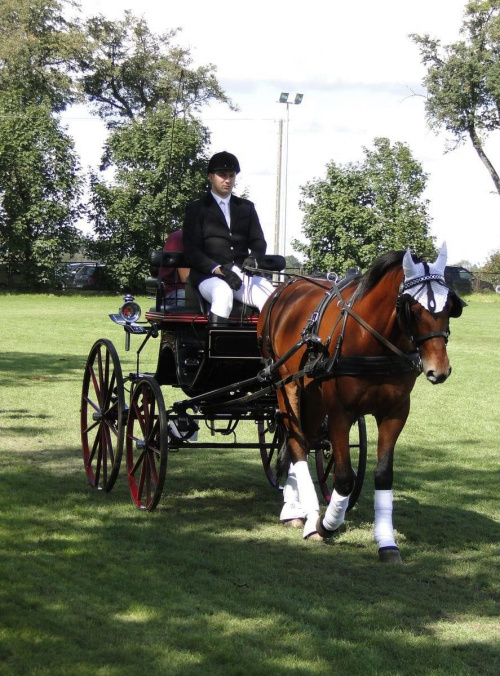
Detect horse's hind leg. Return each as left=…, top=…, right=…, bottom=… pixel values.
left=280, top=463, right=306, bottom=527
left=316, top=415, right=355, bottom=538
left=277, top=383, right=320, bottom=539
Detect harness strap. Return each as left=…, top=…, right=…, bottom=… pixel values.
left=309, top=276, right=416, bottom=365
left=258, top=277, right=298, bottom=361
left=337, top=302, right=414, bottom=361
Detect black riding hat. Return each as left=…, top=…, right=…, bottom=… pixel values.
left=207, top=151, right=240, bottom=174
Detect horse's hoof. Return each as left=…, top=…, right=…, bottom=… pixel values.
left=304, top=531, right=323, bottom=542
left=315, top=516, right=339, bottom=539
left=281, top=518, right=305, bottom=529
left=378, top=546, right=403, bottom=564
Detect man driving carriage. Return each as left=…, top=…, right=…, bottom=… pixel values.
left=182, top=151, right=274, bottom=324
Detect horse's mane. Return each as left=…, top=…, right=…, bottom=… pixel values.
left=356, top=250, right=421, bottom=300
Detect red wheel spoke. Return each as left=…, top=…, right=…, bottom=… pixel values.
left=102, top=420, right=115, bottom=467
left=129, top=447, right=146, bottom=477
left=81, top=339, right=125, bottom=493
left=125, top=378, right=167, bottom=511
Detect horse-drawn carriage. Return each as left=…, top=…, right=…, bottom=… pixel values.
left=81, top=248, right=367, bottom=512
left=81, top=242, right=463, bottom=561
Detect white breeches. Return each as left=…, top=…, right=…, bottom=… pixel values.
left=374, top=489, right=397, bottom=549
left=198, top=266, right=274, bottom=318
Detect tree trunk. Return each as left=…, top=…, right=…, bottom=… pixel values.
left=468, top=126, right=500, bottom=195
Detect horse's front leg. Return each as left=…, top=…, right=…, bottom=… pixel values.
left=373, top=411, right=408, bottom=564
left=277, top=385, right=321, bottom=540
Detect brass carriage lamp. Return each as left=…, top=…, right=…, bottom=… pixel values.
left=119, top=295, right=142, bottom=352
left=120, top=294, right=141, bottom=324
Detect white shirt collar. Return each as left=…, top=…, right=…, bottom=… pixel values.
left=211, top=191, right=231, bottom=206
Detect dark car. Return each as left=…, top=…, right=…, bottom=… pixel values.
left=56, top=262, right=90, bottom=289
left=71, top=264, right=111, bottom=291
left=444, top=266, right=473, bottom=295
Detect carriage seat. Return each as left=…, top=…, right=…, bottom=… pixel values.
left=148, top=249, right=286, bottom=318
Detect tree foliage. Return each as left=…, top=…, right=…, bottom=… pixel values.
left=294, top=138, right=436, bottom=274
left=0, top=94, right=83, bottom=288
left=0, top=0, right=84, bottom=112
left=481, top=248, right=500, bottom=285
left=0, top=4, right=233, bottom=289
left=80, top=11, right=234, bottom=290
left=0, top=1, right=84, bottom=287
left=411, top=0, right=500, bottom=194
left=85, top=107, right=210, bottom=291
left=78, top=12, right=235, bottom=126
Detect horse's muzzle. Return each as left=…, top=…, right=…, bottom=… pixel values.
left=425, top=365, right=451, bottom=384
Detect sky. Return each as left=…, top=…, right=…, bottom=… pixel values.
left=64, top=0, right=499, bottom=266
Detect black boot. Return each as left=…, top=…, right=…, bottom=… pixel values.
left=208, top=312, right=229, bottom=326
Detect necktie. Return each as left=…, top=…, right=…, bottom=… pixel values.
left=219, top=200, right=229, bottom=226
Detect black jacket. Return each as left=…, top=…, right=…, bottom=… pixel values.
left=182, top=192, right=267, bottom=287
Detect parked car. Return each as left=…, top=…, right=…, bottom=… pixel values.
left=444, top=266, right=473, bottom=295
left=71, top=264, right=112, bottom=291
left=56, top=262, right=90, bottom=289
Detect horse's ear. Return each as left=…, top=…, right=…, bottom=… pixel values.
left=433, top=242, right=447, bottom=275
left=402, top=250, right=416, bottom=279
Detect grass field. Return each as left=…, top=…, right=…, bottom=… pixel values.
left=0, top=292, right=499, bottom=675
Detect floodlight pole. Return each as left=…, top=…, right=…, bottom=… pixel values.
left=274, top=118, right=283, bottom=256
left=276, top=93, right=303, bottom=258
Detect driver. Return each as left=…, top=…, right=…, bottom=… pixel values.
left=182, top=151, right=274, bottom=324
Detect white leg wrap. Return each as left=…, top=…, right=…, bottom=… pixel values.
left=322, top=489, right=349, bottom=532
left=374, top=489, right=397, bottom=549
left=293, top=460, right=320, bottom=538
left=280, top=464, right=306, bottom=521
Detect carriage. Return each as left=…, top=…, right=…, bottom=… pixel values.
left=81, top=240, right=464, bottom=561
left=80, top=248, right=368, bottom=513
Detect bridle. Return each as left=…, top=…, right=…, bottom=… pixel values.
left=397, top=264, right=453, bottom=348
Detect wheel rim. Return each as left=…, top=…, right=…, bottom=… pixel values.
left=258, top=413, right=286, bottom=489
left=315, top=417, right=367, bottom=511
left=125, top=378, right=168, bottom=511
left=81, top=339, right=125, bottom=491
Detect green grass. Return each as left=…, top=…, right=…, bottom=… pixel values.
left=0, top=292, right=498, bottom=675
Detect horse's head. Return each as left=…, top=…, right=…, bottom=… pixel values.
left=399, top=243, right=466, bottom=384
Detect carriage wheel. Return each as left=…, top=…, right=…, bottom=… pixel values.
left=81, top=339, right=126, bottom=492
left=257, top=412, right=287, bottom=489
left=315, top=417, right=367, bottom=511
left=125, top=377, right=168, bottom=511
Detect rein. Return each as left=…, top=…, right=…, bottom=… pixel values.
left=258, top=262, right=457, bottom=389
left=258, top=270, right=423, bottom=389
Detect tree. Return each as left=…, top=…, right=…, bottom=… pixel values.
left=294, top=138, right=436, bottom=274
left=411, top=0, right=500, bottom=194
left=285, top=255, right=302, bottom=273
left=78, top=12, right=235, bottom=126
left=480, top=248, right=500, bottom=285
left=81, top=12, right=234, bottom=290
left=0, top=94, right=83, bottom=288
left=85, top=106, right=210, bottom=291
left=0, top=1, right=85, bottom=287
left=0, top=0, right=84, bottom=112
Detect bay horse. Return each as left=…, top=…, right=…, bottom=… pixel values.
left=257, top=243, right=464, bottom=562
